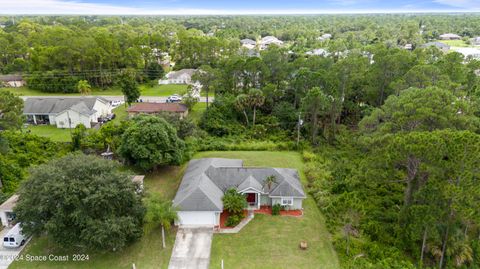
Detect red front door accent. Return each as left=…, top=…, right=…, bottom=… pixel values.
left=246, top=193, right=256, bottom=203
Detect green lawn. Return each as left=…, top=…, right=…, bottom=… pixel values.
left=111, top=105, right=129, bottom=123
left=11, top=151, right=339, bottom=269
left=25, top=125, right=72, bottom=143
left=0, top=84, right=189, bottom=97
left=437, top=39, right=470, bottom=47
left=189, top=102, right=207, bottom=123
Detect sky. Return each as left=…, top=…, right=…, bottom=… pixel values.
left=1, top=0, right=480, bottom=15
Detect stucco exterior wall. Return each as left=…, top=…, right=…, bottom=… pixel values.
left=271, top=197, right=303, bottom=210
left=55, top=110, right=92, bottom=128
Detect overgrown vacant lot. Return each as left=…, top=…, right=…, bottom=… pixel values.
left=11, top=151, right=338, bottom=269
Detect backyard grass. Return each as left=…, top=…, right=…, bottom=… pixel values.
left=25, top=125, right=72, bottom=143
left=0, top=84, right=189, bottom=97
left=11, top=151, right=339, bottom=269
left=189, top=102, right=207, bottom=123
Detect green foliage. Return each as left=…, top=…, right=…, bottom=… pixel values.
left=119, top=115, right=188, bottom=170
left=76, top=80, right=92, bottom=95
left=145, top=193, right=178, bottom=230
left=15, top=153, right=145, bottom=251
left=272, top=203, right=282, bottom=216
left=70, top=124, right=87, bottom=151
left=0, top=91, right=24, bottom=130
left=117, top=69, right=140, bottom=105
left=222, top=188, right=246, bottom=216
left=225, top=215, right=242, bottom=227
left=26, top=70, right=79, bottom=93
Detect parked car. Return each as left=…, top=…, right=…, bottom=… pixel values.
left=106, top=113, right=116, bottom=121
left=110, top=100, right=123, bottom=107
left=166, top=94, right=182, bottom=103
left=3, top=223, right=26, bottom=248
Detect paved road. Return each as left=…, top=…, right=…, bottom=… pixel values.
left=20, top=95, right=212, bottom=103
left=168, top=227, right=213, bottom=269
left=0, top=228, right=30, bottom=269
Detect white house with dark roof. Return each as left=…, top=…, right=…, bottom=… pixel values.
left=173, top=158, right=306, bottom=226
left=158, top=69, right=197, bottom=85
left=0, top=195, right=18, bottom=227
left=439, top=33, right=461, bottom=40
left=259, top=36, right=284, bottom=50
left=23, top=97, right=112, bottom=128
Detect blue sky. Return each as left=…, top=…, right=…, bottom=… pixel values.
left=2, top=0, right=480, bottom=15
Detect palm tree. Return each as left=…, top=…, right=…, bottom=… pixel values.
left=76, top=80, right=92, bottom=95
left=235, top=94, right=250, bottom=126
left=248, top=88, right=265, bottom=126
left=145, top=193, right=178, bottom=249
left=264, top=175, right=277, bottom=192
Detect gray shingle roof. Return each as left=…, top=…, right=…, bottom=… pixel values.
left=173, top=158, right=306, bottom=211
left=23, top=97, right=107, bottom=115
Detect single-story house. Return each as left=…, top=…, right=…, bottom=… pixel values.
left=421, top=42, right=450, bottom=53
left=0, top=195, right=18, bottom=227
left=173, top=158, right=306, bottom=226
left=158, top=69, right=197, bottom=85
left=240, top=38, right=256, bottom=50
left=473, top=37, right=480, bottom=46
left=317, top=33, right=332, bottom=41
left=127, top=102, right=189, bottom=119
left=451, top=47, right=480, bottom=60
left=23, top=97, right=112, bottom=128
left=0, top=74, right=25, bottom=87
left=259, top=36, right=284, bottom=50
left=306, top=48, right=329, bottom=56
left=439, top=33, right=461, bottom=40
left=404, top=44, right=413, bottom=50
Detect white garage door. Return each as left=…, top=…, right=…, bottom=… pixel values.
left=178, top=211, right=217, bottom=226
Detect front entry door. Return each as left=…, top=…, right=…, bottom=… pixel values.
left=246, top=193, right=256, bottom=205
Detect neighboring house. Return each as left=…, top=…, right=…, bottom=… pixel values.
left=259, top=36, right=284, bottom=50
left=0, top=74, right=25, bottom=87
left=451, top=47, right=480, bottom=60
left=127, top=102, right=189, bottom=119
left=404, top=44, right=413, bottom=50
left=0, top=195, right=18, bottom=227
left=420, top=42, right=450, bottom=52
left=23, top=97, right=112, bottom=128
left=305, top=48, right=329, bottom=56
left=317, top=33, right=332, bottom=41
left=173, top=158, right=306, bottom=226
left=158, top=69, right=196, bottom=85
left=473, top=37, right=480, bottom=46
left=240, top=38, right=256, bottom=50
left=439, top=33, right=461, bottom=40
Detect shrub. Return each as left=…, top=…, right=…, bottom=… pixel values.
left=222, top=188, right=247, bottom=215
left=225, top=215, right=242, bottom=227
left=272, top=203, right=282, bottom=215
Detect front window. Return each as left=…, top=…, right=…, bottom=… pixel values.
left=281, top=197, right=293, bottom=206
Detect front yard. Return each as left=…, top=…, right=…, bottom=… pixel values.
left=11, top=151, right=339, bottom=269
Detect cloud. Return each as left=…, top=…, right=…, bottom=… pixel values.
left=433, top=0, right=480, bottom=9
left=0, top=0, right=478, bottom=15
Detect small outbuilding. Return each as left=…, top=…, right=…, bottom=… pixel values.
left=439, top=33, right=461, bottom=40
left=0, top=75, right=25, bottom=88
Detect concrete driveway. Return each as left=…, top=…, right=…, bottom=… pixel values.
left=168, top=227, right=213, bottom=269
left=0, top=228, right=30, bottom=269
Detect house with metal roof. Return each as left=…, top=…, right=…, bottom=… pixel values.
left=173, top=158, right=306, bottom=226
left=23, top=97, right=112, bottom=128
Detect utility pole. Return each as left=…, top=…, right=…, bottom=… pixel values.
left=296, top=112, right=302, bottom=148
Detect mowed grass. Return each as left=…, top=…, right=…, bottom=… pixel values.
left=194, top=151, right=340, bottom=269
left=437, top=39, right=470, bottom=47
left=25, top=125, right=72, bottom=142
left=189, top=102, right=207, bottom=123
left=10, top=165, right=185, bottom=269
left=1, top=84, right=189, bottom=97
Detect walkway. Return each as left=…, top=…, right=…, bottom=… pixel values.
left=216, top=211, right=254, bottom=234
left=168, top=227, right=213, bottom=269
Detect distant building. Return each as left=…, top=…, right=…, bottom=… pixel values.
left=420, top=42, right=450, bottom=53
left=451, top=47, right=480, bottom=60
left=305, top=48, right=329, bottom=56
left=404, top=44, right=413, bottom=50
left=0, top=74, right=25, bottom=88
left=439, top=33, right=461, bottom=40
left=0, top=195, right=18, bottom=227
left=259, top=36, right=284, bottom=50
left=23, top=97, right=112, bottom=128
left=240, top=38, right=256, bottom=50
left=317, top=33, right=332, bottom=41
left=472, top=37, right=480, bottom=46
left=159, top=69, right=197, bottom=85
left=127, top=103, right=189, bottom=119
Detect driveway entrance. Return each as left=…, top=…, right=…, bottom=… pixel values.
left=168, top=227, right=213, bottom=269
